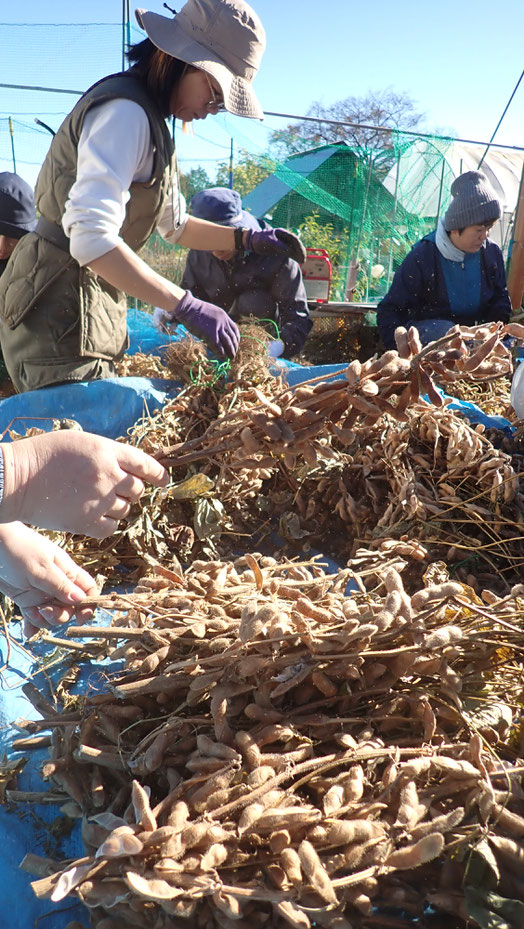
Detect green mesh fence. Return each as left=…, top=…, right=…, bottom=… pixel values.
left=0, top=20, right=139, bottom=173
left=242, top=132, right=521, bottom=302
left=1, top=19, right=522, bottom=308
left=0, top=22, right=124, bottom=89
left=251, top=141, right=446, bottom=302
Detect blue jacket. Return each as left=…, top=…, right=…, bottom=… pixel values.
left=376, top=233, right=511, bottom=349
left=181, top=244, right=312, bottom=359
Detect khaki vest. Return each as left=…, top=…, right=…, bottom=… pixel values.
left=0, top=72, right=174, bottom=390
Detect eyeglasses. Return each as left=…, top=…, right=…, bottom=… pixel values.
left=204, top=72, right=226, bottom=112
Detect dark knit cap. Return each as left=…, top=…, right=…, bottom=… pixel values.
left=191, top=187, right=260, bottom=231
left=443, top=170, right=500, bottom=232
left=0, top=172, right=37, bottom=239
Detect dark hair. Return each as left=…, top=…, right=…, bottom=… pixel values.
left=126, top=38, right=187, bottom=116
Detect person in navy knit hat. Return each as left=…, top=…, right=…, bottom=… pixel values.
left=0, top=172, right=36, bottom=275
left=177, top=186, right=312, bottom=359
left=377, top=170, right=511, bottom=349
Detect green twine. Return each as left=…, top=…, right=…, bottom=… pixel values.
left=185, top=318, right=281, bottom=387
left=449, top=554, right=482, bottom=575
left=255, top=317, right=281, bottom=339
left=187, top=356, right=231, bottom=387
left=236, top=317, right=282, bottom=352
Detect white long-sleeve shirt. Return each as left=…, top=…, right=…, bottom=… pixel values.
left=62, top=98, right=188, bottom=267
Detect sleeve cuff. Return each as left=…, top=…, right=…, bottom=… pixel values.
left=0, top=446, right=4, bottom=507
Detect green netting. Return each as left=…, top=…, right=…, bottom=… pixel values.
left=390, top=132, right=456, bottom=217
left=273, top=160, right=356, bottom=224
left=0, top=20, right=142, bottom=171
left=242, top=130, right=520, bottom=301
left=0, top=22, right=128, bottom=89
left=261, top=143, right=439, bottom=301
left=1, top=18, right=520, bottom=307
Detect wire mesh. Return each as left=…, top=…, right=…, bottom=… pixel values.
left=1, top=18, right=523, bottom=303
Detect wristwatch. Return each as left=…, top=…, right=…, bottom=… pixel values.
left=234, top=227, right=246, bottom=253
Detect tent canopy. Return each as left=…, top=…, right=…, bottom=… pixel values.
left=382, top=138, right=524, bottom=251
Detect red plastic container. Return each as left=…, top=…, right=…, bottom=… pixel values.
left=301, top=248, right=332, bottom=303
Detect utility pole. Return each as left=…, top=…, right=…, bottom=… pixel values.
left=8, top=117, right=16, bottom=172
left=122, top=0, right=131, bottom=70
left=229, top=139, right=234, bottom=189
left=506, top=161, right=524, bottom=312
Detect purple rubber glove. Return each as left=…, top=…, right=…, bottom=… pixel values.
left=173, top=290, right=240, bottom=358
left=244, top=227, right=307, bottom=264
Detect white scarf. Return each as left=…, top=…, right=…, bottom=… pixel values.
left=435, top=219, right=466, bottom=262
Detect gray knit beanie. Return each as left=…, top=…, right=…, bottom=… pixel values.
left=443, top=170, right=500, bottom=232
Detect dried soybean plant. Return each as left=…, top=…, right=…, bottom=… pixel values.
left=15, top=554, right=524, bottom=929
left=66, top=321, right=524, bottom=590
left=292, top=398, right=524, bottom=592
left=152, top=322, right=516, bottom=470
left=443, top=374, right=513, bottom=419
left=65, top=324, right=282, bottom=577
left=115, top=352, right=171, bottom=381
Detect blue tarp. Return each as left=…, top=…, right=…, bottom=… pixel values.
left=0, top=309, right=514, bottom=927
left=0, top=308, right=513, bottom=440
left=0, top=375, right=178, bottom=440
left=0, top=614, right=128, bottom=928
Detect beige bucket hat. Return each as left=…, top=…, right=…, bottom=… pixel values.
left=135, top=0, right=266, bottom=120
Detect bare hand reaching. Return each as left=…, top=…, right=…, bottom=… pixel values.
left=0, top=522, right=99, bottom=637
left=0, top=430, right=169, bottom=538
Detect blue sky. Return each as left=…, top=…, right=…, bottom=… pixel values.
left=1, top=0, right=524, bottom=188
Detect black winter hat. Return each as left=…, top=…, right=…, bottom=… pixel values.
left=0, top=172, right=37, bottom=239
left=443, top=170, right=500, bottom=232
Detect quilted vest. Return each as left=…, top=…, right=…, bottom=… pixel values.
left=0, top=71, right=174, bottom=366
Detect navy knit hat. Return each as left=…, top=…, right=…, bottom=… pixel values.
left=0, top=172, right=37, bottom=239
left=443, top=170, right=500, bottom=232
left=190, top=187, right=260, bottom=231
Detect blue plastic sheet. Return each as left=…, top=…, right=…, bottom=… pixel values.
left=0, top=376, right=179, bottom=441
left=127, top=306, right=180, bottom=357
left=0, top=309, right=514, bottom=925
left=1, top=306, right=510, bottom=441
left=0, top=623, right=120, bottom=927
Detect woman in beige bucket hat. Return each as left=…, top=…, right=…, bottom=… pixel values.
left=135, top=0, right=265, bottom=120
left=0, top=0, right=306, bottom=392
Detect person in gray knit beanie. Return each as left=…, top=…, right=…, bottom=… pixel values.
left=443, top=170, right=501, bottom=232
left=377, top=169, right=510, bottom=349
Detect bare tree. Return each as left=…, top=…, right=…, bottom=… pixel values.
left=271, top=89, right=426, bottom=175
